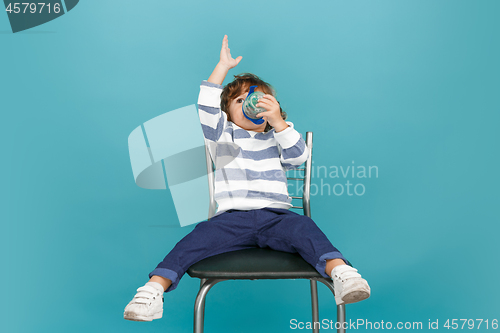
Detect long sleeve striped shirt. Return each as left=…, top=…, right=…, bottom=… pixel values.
left=197, top=80, right=308, bottom=214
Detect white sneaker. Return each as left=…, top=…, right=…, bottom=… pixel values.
left=124, top=285, right=163, bottom=321
left=331, top=265, right=370, bottom=305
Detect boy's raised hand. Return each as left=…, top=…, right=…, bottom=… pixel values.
left=219, top=35, right=242, bottom=70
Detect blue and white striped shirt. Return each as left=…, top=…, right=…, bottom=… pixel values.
left=197, top=80, right=308, bottom=214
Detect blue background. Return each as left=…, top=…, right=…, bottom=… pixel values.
left=2, top=0, right=499, bottom=332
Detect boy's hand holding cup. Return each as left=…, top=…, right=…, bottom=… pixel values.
left=256, top=95, right=288, bottom=133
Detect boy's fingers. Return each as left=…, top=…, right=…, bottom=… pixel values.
left=256, top=99, right=277, bottom=108
left=260, top=96, right=279, bottom=106
left=256, top=102, right=271, bottom=110
left=262, top=94, right=277, bottom=101
left=256, top=111, right=272, bottom=118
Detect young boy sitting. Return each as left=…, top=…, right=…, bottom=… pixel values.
left=124, top=35, right=370, bottom=322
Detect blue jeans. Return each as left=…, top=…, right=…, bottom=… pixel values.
left=149, top=207, right=349, bottom=292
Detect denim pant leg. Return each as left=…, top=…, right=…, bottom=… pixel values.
left=255, top=208, right=350, bottom=278
left=149, top=210, right=258, bottom=293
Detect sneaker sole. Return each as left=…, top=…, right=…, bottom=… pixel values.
left=342, top=289, right=370, bottom=304
left=124, top=310, right=162, bottom=322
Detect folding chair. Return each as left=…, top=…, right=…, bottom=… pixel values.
left=187, top=132, right=347, bottom=333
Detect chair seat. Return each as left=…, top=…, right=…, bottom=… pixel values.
left=187, top=248, right=330, bottom=280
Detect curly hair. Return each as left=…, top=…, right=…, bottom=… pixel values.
left=220, top=73, right=287, bottom=132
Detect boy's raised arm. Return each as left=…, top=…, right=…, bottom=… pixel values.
left=198, top=35, right=242, bottom=144
left=207, top=35, right=242, bottom=85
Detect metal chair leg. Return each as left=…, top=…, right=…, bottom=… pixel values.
left=194, top=278, right=224, bottom=333
left=317, top=279, right=346, bottom=333
left=310, top=280, right=320, bottom=333
left=337, top=304, right=346, bottom=333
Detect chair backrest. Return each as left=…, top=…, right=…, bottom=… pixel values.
left=204, top=132, right=313, bottom=219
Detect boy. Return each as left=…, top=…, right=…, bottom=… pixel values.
left=124, top=35, right=370, bottom=322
